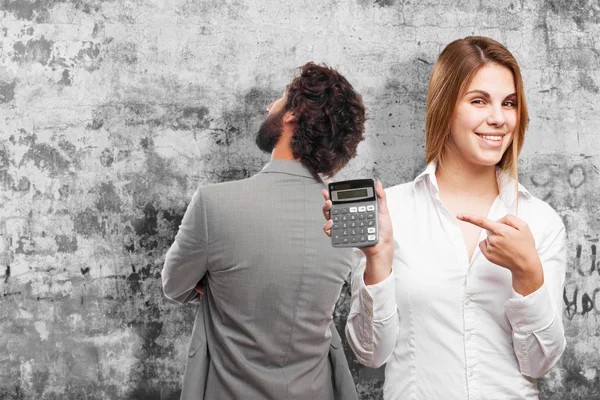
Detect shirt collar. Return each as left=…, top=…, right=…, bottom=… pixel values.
left=260, top=159, right=321, bottom=181
left=413, top=161, right=532, bottom=207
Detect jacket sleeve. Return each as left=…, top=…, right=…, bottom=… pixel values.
left=504, top=215, right=567, bottom=378
left=161, top=186, right=209, bottom=305
left=345, top=242, right=399, bottom=368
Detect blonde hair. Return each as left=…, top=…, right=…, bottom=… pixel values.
left=425, top=36, right=528, bottom=185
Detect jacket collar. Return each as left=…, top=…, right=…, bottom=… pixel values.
left=413, top=161, right=532, bottom=207
left=260, top=159, right=321, bottom=181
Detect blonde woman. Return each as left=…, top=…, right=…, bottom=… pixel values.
left=323, top=37, right=566, bottom=399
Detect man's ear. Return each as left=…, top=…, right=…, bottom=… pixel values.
left=283, top=110, right=297, bottom=124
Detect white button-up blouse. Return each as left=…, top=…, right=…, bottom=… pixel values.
left=346, top=163, right=566, bottom=400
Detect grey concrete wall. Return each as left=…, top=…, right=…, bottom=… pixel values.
left=0, top=0, right=598, bottom=399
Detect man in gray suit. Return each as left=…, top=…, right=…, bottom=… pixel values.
left=162, top=62, right=366, bottom=400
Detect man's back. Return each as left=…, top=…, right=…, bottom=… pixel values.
left=163, top=62, right=366, bottom=400
left=169, top=160, right=354, bottom=399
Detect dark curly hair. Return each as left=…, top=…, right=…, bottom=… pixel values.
left=285, top=62, right=366, bottom=177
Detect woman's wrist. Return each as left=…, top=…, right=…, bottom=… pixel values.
left=364, top=246, right=394, bottom=286
left=511, top=256, right=544, bottom=296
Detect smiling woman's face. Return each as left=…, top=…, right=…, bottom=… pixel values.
left=446, top=63, right=517, bottom=168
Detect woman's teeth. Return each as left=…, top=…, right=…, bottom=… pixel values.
left=477, top=134, right=502, bottom=141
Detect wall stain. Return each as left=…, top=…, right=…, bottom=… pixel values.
left=20, top=142, right=71, bottom=176
left=578, top=71, right=599, bottom=93
left=91, top=21, right=105, bottom=38
left=73, top=210, right=104, bottom=237
left=0, top=0, right=50, bottom=22
left=58, top=69, right=72, bottom=86
left=540, top=345, right=600, bottom=398
left=1, top=0, right=106, bottom=22
left=0, top=141, right=13, bottom=189
left=173, top=106, right=210, bottom=131
left=374, top=0, right=396, bottom=6
left=15, top=235, right=34, bottom=255
left=132, top=203, right=157, bottom=237
left=86, top=110, right=104, bottom=130
left=95, top=182, right=121, bottom=213
left=0, top=80, right=16, bottom=103
left=75, top=41, right=103, bottom=72
left=113, top=41, right=138, bottom=65
left=12, top=36, right=53, bottom=65
left=4, top=264, right=10, bottom=283
left=544, top=0, right=600, bottom=28
left=99, top=148, right=114, bottom=167
left=0, top=384, right=25, bottom=400
left=14, top=176, right=30, bottom=192
left=125, top=298, right=181, bottom=400
left=55, top=235, right=78, bottom=253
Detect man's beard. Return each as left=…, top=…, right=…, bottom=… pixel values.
left=255, top=109, right=285, bottom=153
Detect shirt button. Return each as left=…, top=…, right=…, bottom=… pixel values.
left=468, top=371, right=473, bottom=377
left=365, top=309, right=372, bottom=317
left=365, top=344, right=373, bottom=351
left=519, top=351, right=525, bottom=358
left=362, top=290, right=369, bottom=300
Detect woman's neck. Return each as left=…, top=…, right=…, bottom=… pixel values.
left=435, top=154, right=499, bottom=198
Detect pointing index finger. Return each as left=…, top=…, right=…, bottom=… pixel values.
left=457, top=213, right=500, bottom=233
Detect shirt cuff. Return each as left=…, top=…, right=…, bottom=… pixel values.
left=359, top=269, right=396, bottom=322
left=504, top=282, right=555, bottom=334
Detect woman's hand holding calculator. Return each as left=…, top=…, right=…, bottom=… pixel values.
left=322, top=180, right=394, bottom=285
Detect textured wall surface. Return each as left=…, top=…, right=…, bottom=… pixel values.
left=1, top=0, right=599, bottom=399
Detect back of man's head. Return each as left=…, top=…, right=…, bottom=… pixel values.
left=286, top=62, right=366, bottom=177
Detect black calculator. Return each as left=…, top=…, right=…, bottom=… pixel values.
left=328, top=179, right=378, bottom=248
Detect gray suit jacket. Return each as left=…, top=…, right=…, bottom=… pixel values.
left=162, top=160, right=358, bottom=400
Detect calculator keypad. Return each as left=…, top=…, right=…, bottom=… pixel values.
left=330, top=202, right=378, bottom=247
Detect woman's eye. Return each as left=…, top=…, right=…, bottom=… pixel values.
left=471, top=99, right=484, bottom=105
left=503, top=101, right=517, bottom=107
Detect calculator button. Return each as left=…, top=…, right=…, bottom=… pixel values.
left=358, top=206, right=366, bottom=212
left=332, top=209, right=340, bottom=215
left=350, top=222, right=357, bottom=228
left=359, top=214, right=366, bottom=220
left=331, top=223, right=339, bottom=230
left=350, top=214, right=357, bottom=221
left=341, top=215, right=349, bottom=222
left=341, top=222, right=348, bottom=229
left=359, top=236, right=366, bottom=242
left=332, top=215, right=340, bottom=222
left=342, top=237, right=350, bottom=244
left=342, top=230, right=349, bottom=236
left=367, top=220, right=375, bottom=227
left=368, top=235, right=376, bottom=241
left=359, top=228, right=366, bottom=234
left=359, top=221, right=366, bottom=227
left=351, top=229, right=358, bottom=235
left=368, top=227, right=376, bottom=234
left=351, top=236, right=358, bottom=243
left=349, top=207, right=357, bottom=213
left=367, top=212, right=375, bottom=219
left=367, top=205, right=375, bottom=211
left=333, top=233, right=342, bottom=244
left=341, top=208, right=349, bottom=214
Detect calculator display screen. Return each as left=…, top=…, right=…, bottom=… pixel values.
left=337, top=189, right=368, bottom=200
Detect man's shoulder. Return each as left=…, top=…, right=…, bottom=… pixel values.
left=197, top=174, right=259, bottom=193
